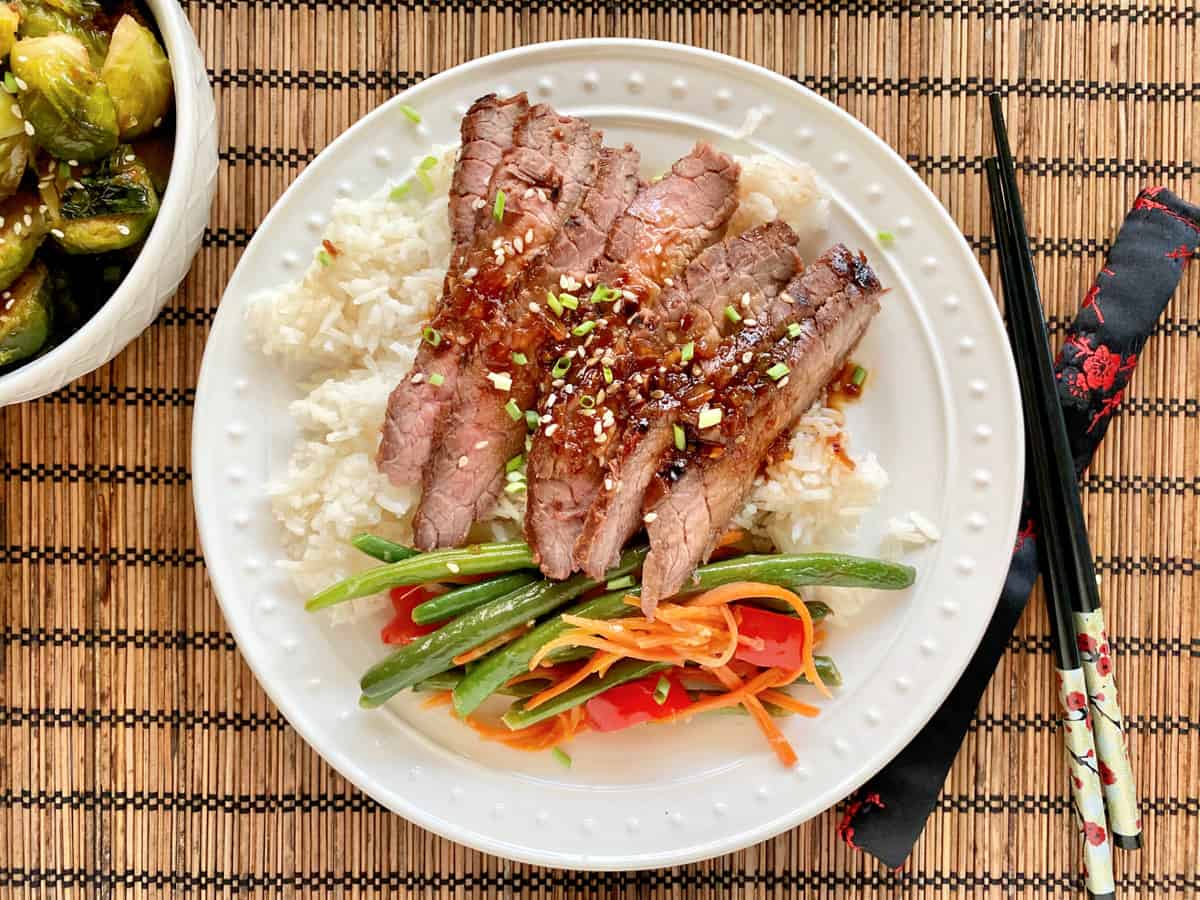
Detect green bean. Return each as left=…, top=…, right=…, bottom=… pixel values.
left=678, top=655, right=841, bottom=689
left=451, top=552, right=877, bottom=716
left=411, top=572, right=539, bottom=625
left=501, top=660, right=669, bottom=729
left=358, top=547, right=649, bottom=706
left=412, top=669, right=547, bottom=698
left=306, top=541, right=536, bottom=611
left=351, top=533, right=419, bottom=563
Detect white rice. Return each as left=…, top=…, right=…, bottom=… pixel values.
left=247, top=147, right=918, bottom=620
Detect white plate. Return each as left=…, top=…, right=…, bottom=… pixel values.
left=193, top=40, right=1023, bottom=869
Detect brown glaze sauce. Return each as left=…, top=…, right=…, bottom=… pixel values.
left=827, top=360, right=866, bottom=408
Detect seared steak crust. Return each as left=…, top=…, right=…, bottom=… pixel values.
left=640, top=245, right=883, bottom=611
left=525, top=144, right=741, bottom=579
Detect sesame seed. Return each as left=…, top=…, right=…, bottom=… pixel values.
left=595, top=433, right=608, bottom=444
left=593, top=421, right=602, bottom=436
left=117, top=224, right=131, bottom=236
left=604, top=478, right=614, bottom=491
left=474, top=440, right=490, bottom=450
left=462, top=266, right=478, bottom=280
left=742, top=351, right=753, bottom=364
left=411, top=373, right=425, bottom=384
left=12, top=222, right=20, bottom=235
left=50, top=228, right=64, bottom=238
left=124, top=153, right=135, bottom=163
left=22, top=214, right=30, bottom=227
left=664, top=277, right=674, bottom=287
left=744, top=318, right=758, bottom=327
left=780, top=293, right=794, bottom=304
left=472, top=197, right=486, bottom=210
left=777, top=376, right=790, bottom=388
left=514, top=236, right=524, bottom=253
left=622, top=289, right=636, bottom=301
left=536, top=188, right=548, bottom=202
left=545, top=423, right=559, bottom=436
left=541, top=414, right=552, bottom=423
left=492, top=237, right=503, bottom=250
left=22, top=120, right=33, bottom=136
left=643, top=512, right=658, bottom=523
left=740, top=292, right=751, bottom=308
left=8, top=103, right=18, bottom=118
left=529, top=302, right=541, bottom=313
left=153, top=117, right=163, bottom=128
left=525, top=229, right=534, bottom=244
left=447, top=562, right=461, bottom=574
left=523, top=187, right=535, bottom=199
left=457, top=456, right=469, bottom=468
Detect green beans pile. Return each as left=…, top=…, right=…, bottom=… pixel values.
left=308, top=535, right=916, bottom=734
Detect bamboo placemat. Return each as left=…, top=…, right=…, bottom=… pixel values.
left=2, top=2, right=1198, bottom=897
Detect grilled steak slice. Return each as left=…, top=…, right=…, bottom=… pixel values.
left=412, top=146, right=641, bottom=549
left=572, top=221, right=802, bottom=579
left=525, top=143, right=741, bottom=579
left=640, top=245, right=883, bottom=610
left=378, top=103, right=600, bottom=488
left=448, top=93, right=531, bottom=272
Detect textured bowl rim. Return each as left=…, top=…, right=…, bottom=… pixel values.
left=0, top=0, right=215, bottom=404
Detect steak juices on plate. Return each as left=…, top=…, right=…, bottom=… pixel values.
left=378, top=94, right=885, bottom=617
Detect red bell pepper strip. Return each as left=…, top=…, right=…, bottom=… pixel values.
left=732, top=604, right=808, bottom=670
left=381, top=586, right=441, bottom=645
left=584, top=672, right=692, bottom=732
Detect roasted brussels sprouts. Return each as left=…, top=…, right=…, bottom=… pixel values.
left=10, top=33, right=118, bottom=162
left=0, top=4, right=18, bottom=59
left=100, top=14, right=170, bottom=139
left=130, top=130, right=170, bottom=191
left=0, top=189, right=46, bottom=289
left=0, top=93, right=32, bottom=199
left=52, top=145, right=157, bottom=253
left=0, top=258, right=50, bottom=365
left=17, top=2, right=109, bottom=66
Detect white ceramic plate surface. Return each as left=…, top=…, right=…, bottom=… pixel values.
left=193, top=40, right=1023, bottom=869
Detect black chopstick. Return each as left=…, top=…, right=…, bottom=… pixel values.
left=988, top=94, right=1142, bottom=853
left=986, top=158, right=1116, bottom=900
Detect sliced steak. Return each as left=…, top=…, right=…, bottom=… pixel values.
left=640, top=245, right=884, bottom=611
left=525, top=144, right=741, bottom=579
left=572, top=221, right=802, bottom=579
left=412, top=146, right=641, bottom=549
left=378, top=103, right=600, bottom=488
left=448, top=93, right=531, bottom=272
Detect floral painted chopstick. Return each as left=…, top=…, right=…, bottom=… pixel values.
left=986, top=156, right=1116, bottom=899
left=988, top=94, right=1141, bottom=853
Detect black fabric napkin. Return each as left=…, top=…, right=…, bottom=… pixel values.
left=837, top=187, right=1200, bottom=868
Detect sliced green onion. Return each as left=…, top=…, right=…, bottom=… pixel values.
left=545, top=291, right=563, bottom=317
left=680, top=341, right=694, bottom=363
left=766, top=362, right=790, bottom=381
left=511, top=351, right=528, bottom=366
left=504, top=399, right=523, bottom=421
left=505, top=454, right=524, bottom=473
left=316, top=250, right=333, bottom=267
left=493, top=189, right=506, bottom=223
left=422, top=326, right=442, bottom=347
left=579, top=395, right=596, bottom=410
left=673, top=423, right=686, bottom=451
left=559, top=293, right=579, bottom=310
left=417, top=156, right=437, bottom=191
left=487, top=371, right=513, bottom=392
left=590, top=284, right=621, bottom=303
left=787, top=322, right=802, bottom=339
left=851, top=365, right=868, bottom=387
left=724, top=305, right=742, bottom=324
left=398, top=103, right=422, bottom=123
left=551, top=356, right=572, bottom=378
left=605, top=575, right=635, bottom=591
left=428, top=373, right=445, bottom=387
left=525, top=410, right=541, bottom=431
left=602, top=367, right=613, bottom=384
left=877, top=230, right=895, bottom=246
left=505, top=471, right=525, bottom=483
left=390, top=181, right=412, bottom=201
left=1, top=72, right=16, bottom=94
left=572, top=321, right=596, bottom=337
left=551, top=747, right=572, bottom=767
left=418, top=155, right=438, bottom=170
left=697, top=407, right=723, bottom=429
left=504, top=481, right=527, bottom=494
left=653, top=676, right=671, bottom=705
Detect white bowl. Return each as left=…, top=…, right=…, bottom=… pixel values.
left=0, top=0, right=217, bottom=406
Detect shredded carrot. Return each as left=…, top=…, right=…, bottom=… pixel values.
left=420, top=690, right=454, bottom=709
left=687, top=582, right=829, bottom=698
left=452, top=623, right=533, bottom=665
left=524, top=653, right=618, bottom=711
left=759, top=689, right=821, bottom=717
left=532, top=633, right=686, bottom=668
left=663, top=666, right=785, bottom=722
left=460, top=705, right=587, bottom=752
left=743, top=694, right=797, bottom=765
left=504, top=666, right=571, bottom=687
left=715, top=528, right=745, bottom=549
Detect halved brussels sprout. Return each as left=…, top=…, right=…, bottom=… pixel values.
left=17, top=2, right=109, bottom=66
left=52, top=145, right=158, bottom=253
left=0, top=189, right=46, bottom=289
left=130, top=130, right=170, bottom=191
left=0, top=95, right=33, bottom=199
left=100, top=15, right=171, bottom=139
left=10, top=33, right=118, bottom=162
left=0, top=258, right=50, bottom=365
left=0, top=4, right=19, bottom=59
